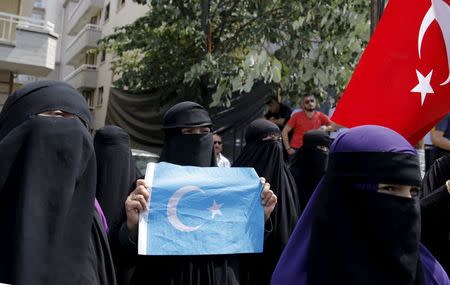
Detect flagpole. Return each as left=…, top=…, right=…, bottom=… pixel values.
left=370, top=0, right=386, bottom=35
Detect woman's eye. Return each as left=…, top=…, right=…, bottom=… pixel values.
left=410, top=188, right=419, bottom=197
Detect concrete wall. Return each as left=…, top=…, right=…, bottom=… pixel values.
left=0, top=1, right=20, bottom=15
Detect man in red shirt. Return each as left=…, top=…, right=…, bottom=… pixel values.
left=282, top=95, right=338, bottom=156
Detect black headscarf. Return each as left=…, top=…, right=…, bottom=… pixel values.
left=130, top=101, right=239, bottom=285
left=232, top=118, right=300, bottom=284
left=94, top=125, right=140, bottom=285
left=420, top=155, right=450, bottom=273
left=0, top=81, right=114, bottom=285
left=289, top=130, right=331, bottom=209
left=159, top=101, right=216, bottom=167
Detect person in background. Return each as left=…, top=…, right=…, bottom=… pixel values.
left=289, top=130, right=331, bottom=209
left=94, top=125, right=141, bottom=285
left=420, top=154, right=450, bottom=274
left=233, top=119, right=300, bottom=285
left=272, top=125, right=449, bottom=285
left=0, top=81, right=116, bottom=285
left=119, top=101, right=277, bottom=285
left=213, top=133, right=231, bottom=167
left=265, top=95, right=292, bottom=131
left=282, top=94, right=337, bottom=156
left=430, top=114, right=450, bottom=163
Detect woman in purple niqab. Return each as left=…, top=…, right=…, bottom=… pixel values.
left=271, top=125, right=449, bottom=285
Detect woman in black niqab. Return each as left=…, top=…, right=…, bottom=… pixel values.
left=232, top=118, right=300, bottom=284
left=0, top=81, right=115, bottom=285
left=289, top=130, right=331, bottom=209
left=272, top=125, right=449, bottom=285
left=420, top=155, right=450, bottom=273
left=94, top=125, right=140, bottom=285
left=122, top=102, right=240, bottom=285
left=159, top=101, right=216, bottom=167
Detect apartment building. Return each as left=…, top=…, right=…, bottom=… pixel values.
left=61, top=0, right=148, bottom=130
left=0, top=0, right=58, bottom=108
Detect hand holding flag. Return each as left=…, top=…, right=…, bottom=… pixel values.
left=124, top=162, right=277, bottom=256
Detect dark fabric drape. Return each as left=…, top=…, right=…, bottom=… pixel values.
left=420, top=155, right=450, bottom=274
left=233, top=119, right=300, bottom=284
left=106, top=82, right=269, bottom=160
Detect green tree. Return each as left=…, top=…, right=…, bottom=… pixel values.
left=97, top=0, right=370, bottom=106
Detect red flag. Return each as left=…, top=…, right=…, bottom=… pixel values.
left=331, top=0, right=450, bottom=145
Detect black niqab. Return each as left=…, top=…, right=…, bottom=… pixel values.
left=232, top=119, right=300, bottom=284
left=289, top=130, right=330, bottom=209
left=420, top=155, right=450, bottom=273
left=159, top=101, right=216, bottom=167
left=0, top=81, right=114, bottom=285
left=94, top=125, right=140, bottom=284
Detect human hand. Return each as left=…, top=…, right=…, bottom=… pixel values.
left=260, top=177, right=277, bottom=221
left=125, top=179, right=150, bottom=230
left=287, top=148, right=296, bottom=155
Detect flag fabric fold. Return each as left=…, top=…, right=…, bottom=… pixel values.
left=138, top=162, right=264, bottom=256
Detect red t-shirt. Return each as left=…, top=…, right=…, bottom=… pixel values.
left=287, top=111, right=331, bottom=148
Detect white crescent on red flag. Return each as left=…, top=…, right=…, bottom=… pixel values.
left=332, top=0, right=450, bottom=145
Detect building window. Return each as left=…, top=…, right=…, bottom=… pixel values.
left=34, top=0, right=44, bottom=8
left=90, top=15, right=98, bottom=25
left=85, top=53, right=96, bottom=65
left=104, top=3, right=110, bottom=22
left=82, top=90, right=94, bottom=109
left=97, top=87, right=104, bottom=107
left=100, top=50, right=106, bottom=63
left=118, top=0, right=125, bottom=9
left=31, top=12, right=45, bottom=20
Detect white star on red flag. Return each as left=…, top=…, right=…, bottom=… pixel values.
left=411, top=70, right=435, bottom=106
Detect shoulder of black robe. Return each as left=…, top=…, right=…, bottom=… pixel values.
left=272, top=125, right=445, bottom=285
left=232, top=118, right=300, bottom=284
left=421, top=154, right=450, bottom=198
left=129, top=101, right=238, bottom=285
left=420, top=154, right=450, bottom=273
left=0, top=81, right=115, bottom=285
left=289, top=130, right=330, bottom=208
left=94, top=125, right=139, bottom=284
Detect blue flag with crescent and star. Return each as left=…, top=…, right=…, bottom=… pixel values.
left=138, top=162, right=264, bottom=256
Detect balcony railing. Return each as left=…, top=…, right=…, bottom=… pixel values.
left=0, top=12, right=54, bottom=43
left=67, top=0, right=103, bottom=35
left=64, top=64, right=98, bottom=90
left=66, top=24, right=101, bottom=51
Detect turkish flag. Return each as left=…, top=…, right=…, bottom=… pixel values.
left=331, top=0, right=450, bottom=145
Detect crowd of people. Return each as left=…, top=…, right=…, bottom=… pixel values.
left=0, top=80, right=449, bottom=285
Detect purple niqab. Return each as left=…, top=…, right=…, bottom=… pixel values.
left=271, top=125, right=449, bottom=285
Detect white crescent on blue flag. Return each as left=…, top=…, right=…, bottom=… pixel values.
left=138, top=162, right=264, bottom=256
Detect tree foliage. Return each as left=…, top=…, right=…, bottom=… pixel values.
left=97, top=0, right=370, bottom=106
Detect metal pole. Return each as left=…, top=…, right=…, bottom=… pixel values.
left=370, top=0, right=386, bottom=35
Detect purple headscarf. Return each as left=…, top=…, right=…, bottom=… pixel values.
left=271, top=125, right=449, bottom=285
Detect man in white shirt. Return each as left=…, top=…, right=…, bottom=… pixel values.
left=213, top=134, right=231, bottom=167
